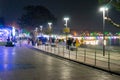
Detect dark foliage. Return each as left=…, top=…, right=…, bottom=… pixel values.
left=18, top=5, right=57, bottom=31
left=98, top=0, right=120, bottom=11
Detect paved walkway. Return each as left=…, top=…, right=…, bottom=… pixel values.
left=0, top=46, right=120, bottom=80
left=32, top=44, right=120, bottom=75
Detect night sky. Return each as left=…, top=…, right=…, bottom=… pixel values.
left=0, top=0, right=120, bottom=33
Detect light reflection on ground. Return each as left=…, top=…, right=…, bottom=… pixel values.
left=0, top=64, right=35, bottom=71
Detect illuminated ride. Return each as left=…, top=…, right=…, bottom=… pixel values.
left=0, top=25, right=17, bottom=46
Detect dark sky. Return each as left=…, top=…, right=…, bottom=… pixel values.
left=0, top=0, right=120, bottom=33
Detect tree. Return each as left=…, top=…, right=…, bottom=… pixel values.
left=98, top=0, right=120, bottom=11
left=18, top=5, right=57, bottom=31
left=98, top=0, right=120, bottom=28
left=105, top=17, right=120, bottom=28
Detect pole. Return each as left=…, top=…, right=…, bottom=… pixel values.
left=66, top=20, right=68, bottom=27
left=65, top=20, right=68, bottom=48
left=64, top=17, right=69, bottom=49
left=103, top=10, right=105, bottom=56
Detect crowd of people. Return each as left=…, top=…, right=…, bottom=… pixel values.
left=27, top=37, right=84, bottom=49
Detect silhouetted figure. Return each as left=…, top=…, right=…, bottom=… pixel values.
left=66, top=38, right=72, bottom=49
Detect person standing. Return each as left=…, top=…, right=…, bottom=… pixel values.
left=75, top=38, right=80, bottom=48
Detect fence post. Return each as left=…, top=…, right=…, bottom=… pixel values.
left=84, top=48, right=86, bottom=63
left=58, top=45, right=59, bottom=54
left=76, top=47, right=78, bottom=60
left=51, top=45, right=52, bottom=53
left=69, top=49, right=70, bottom=59
left=48, top=45, right=49, bottom=52
left=95, top=48, right=97, bottom=66
left=54, top=45, right=55, bottom=54
left=69, top=47, right=70, bottom=59
left=63, top=46, right=64, bottom=56
left=45, top=44, right=46, bottom=51
left=41, top=44, right=43, bottom=50
left=108, top=50, right=111, bottom=71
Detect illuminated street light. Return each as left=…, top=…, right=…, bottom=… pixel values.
left=48, top=22, right=52, bottom=34
left=48, top=22, right=52, bottom=44
left=48, top=22, right=52, bottom=26
left=100, top=6, right=108, bottom=56
left=48, top=22, right=52, bottom=30
left=48, top=22, right=52, bottom=33
left=35, top=27, right=38, bottom=32
left=64, top=17, right=69, bottom=27
left=63, top=17, right=70, bottom=47
left=12, top=27, right=15, bottom=37
left=35, top=27, right=38, bottom=39
left=40, top=26, right=43, bottom=31
left=40, top=25, right=43, bottom=36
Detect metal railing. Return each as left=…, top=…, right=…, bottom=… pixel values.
left=34, top=43, right=120, bottom=74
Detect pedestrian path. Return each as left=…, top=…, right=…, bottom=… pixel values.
left=32, top=44, right=120, bottom=75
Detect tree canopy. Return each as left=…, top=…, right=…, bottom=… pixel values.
left=98, top=0, right=120, bottom=28
left=98, top=0, right=120, bottom=11
left=18, top=5, right=57, bottom=31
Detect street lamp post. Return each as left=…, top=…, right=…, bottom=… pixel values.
left=40, top=25, right=43, bottom=36
left=100, top=6, right=108, bottom=56
left=48, top=22, right=52, bottom=44
left=48, top=22, right=52, bottom=28
left=48, top=22, right=52, bottom=33
left=63, top=17, right=70, bottom=47
left=64, top=17, right=69, bottom=27
left=40, top=26, right=43, bottom=31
